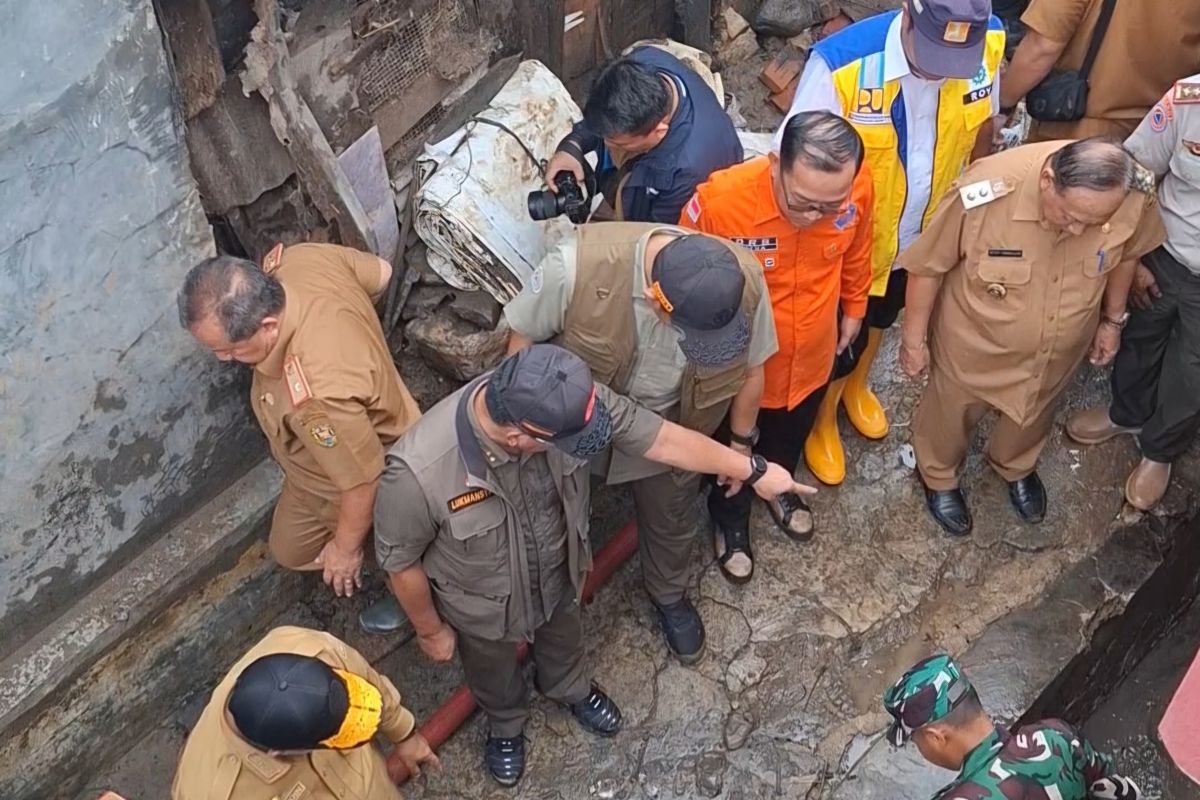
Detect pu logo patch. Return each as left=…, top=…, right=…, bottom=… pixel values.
left=448, top=488, right=494, bottom=512
left=851, top=88, right=887, bottom=124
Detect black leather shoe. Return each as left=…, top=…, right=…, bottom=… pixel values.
left=485, top=735, right=525, bottom=787
left=570, top=685, right=622, bottom=736
left=654, top=597, right=706, bottom=664
left=1008, top=472, right=1047, bottom=524
left=358, top=595, right=407, bottom=636
left=923, top=485, right=973, bottom=536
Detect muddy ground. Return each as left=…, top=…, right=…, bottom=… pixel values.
left=87, top=327, right=1200, bottom=800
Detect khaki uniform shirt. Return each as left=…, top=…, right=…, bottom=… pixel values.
left=1124, top=76, right=1200, bottom=272
left=250, top=244, right=421, bottom=507
left=897, top=141, right=1165, bottom=425
left=171, top=626, right=416, bottom=800
left=1022, top=0, right=1200, bottom=141
left=374, top=380, right=662, bottom=642
left=503, top=226, right=777, bottom=482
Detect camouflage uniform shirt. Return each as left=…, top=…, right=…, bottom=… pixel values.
left=934, top=719, right=1141, bottom=800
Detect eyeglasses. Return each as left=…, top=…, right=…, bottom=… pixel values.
left=778, top=170, right=849, bottom=216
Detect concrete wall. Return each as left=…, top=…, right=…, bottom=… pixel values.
left=0, top=0, right=262, bottom=655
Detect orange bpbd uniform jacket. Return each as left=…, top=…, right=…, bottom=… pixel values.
left=680, top=157, right=873, bottom=411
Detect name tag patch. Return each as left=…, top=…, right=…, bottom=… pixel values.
left=448, top=488, right=494, bottom=513
left=731, top=237, right=778, bottom=252
left=987, top=248, right=1023, bottom=258
left=963, top=84, right=993, bottom=104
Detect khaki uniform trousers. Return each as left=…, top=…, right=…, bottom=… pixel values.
left=268, top=480, right=339, bottom=570
left=912, top=366, right=1059, bottom=491
left=456, top=594, right=591, bottom=737
left=630, top=468, right=702, bottom=606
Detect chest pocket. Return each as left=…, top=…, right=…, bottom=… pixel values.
left=971, top=256, right=1033, bottom=309
left=1170, top=146, right=1200, bottom=185
left=856, top=122, right=897, bottom=152
left=1082, top=244, right=1125, bottom=279
left=691, top=364, right=748, bottom=410
left=443, top=497, right=511, bottom=595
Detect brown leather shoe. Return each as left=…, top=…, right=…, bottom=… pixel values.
left=1125, top=459, right=1171, bottom=510
left=1065, top=407, right=1141, bottom=445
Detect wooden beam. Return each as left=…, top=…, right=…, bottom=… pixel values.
left=242, top=0, right=377, bottom=253
left=515, top=0, right=565, bottom=74
left=155, top=0, right=226, bottom=119
left=674, top=0, right=713, bottom=51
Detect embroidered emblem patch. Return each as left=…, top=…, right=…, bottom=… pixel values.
left=1150, top=103, right=1169, bottom=132
left=309, top=423, right=338, bottom=448
left=262, top=242, right=284, bottom=273
left=448, top=488, right=494, bottom=512
left=833, top=203, right=857, bottom=230
left=529, top=265, right=544, bottom=294
left=282, top=782, right=308, bottom=800
left=685, top=194, right=702, bottom=223
left=943, top=20, right=970, bottom=43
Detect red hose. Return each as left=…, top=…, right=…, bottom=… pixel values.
left=388, top=520, right=639, bottom=783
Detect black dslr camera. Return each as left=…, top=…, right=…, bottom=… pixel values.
left=527, top=169, right=594, bottom=224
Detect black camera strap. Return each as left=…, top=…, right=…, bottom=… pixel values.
left=1079, top=0, right=1118, bottom=86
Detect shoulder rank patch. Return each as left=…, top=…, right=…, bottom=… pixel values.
left=958, top=178, right=1013, bottom=210
left=1132, top=162, right=1156, bottom=194
left=283, top=355, right=313, bottom=407
left=1174, top=82, right=1200, bottom=104
left=262, top=242, right=285, bottom=273
left=448, top=488, right=494, bottom=513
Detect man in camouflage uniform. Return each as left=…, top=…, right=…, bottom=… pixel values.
left=884, top=655, right=1142, bottom=799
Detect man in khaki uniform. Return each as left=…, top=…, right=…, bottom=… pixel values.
left=1068, top=77, right=1200, bottom=510
left=503, top=224, right=777, bottom=663
left=1000, top=0, right=1200, bottom=141
left=898, top=138, right=1165, bottom=535
left=171, top=625, right=439, bottom=800
left=179, top=244, right=419, bottom=631
left=374, top=345, right=811, bottom=787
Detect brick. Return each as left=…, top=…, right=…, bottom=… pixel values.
left=759, top=53, right=803, bottom=94
left=822, top=11, right=855, bottom=36
left=770, top=75, right=801, bottom=112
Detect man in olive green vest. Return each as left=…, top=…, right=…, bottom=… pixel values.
left=505, top=222, right=778, bottom=664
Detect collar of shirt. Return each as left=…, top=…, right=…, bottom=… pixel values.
left=217, top=707, right=294, bottom=781
left=956, top=726, right=1008, bottom=782
left=465, top=382, right=515, bottom=469
left=883, top=14, right=911, bottom=83
left=455, top=376, right=502, bottom=482
left=255, top=286, right=300, bottom=379
left=751, top=159, right=786, bottom=226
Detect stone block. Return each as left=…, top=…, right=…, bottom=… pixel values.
left=406, top=312, right=508, bottom=382
left=400, top=285, right=455, bottom=322
left=755, top=0, right=836, bottom=37
left=448, top=291, right=503, bottom=331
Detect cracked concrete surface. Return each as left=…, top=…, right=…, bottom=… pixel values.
left=88, top=336, right=1200, bottom=800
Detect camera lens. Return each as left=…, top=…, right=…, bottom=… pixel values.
left=527, top=189, right=563, bottom=221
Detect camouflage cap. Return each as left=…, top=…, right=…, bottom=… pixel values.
left=882, top=654, right=974, bottom=746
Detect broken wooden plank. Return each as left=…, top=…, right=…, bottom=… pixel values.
left=242, top=0, right=378, bottom=253
left=156, top=0, right=226, bottom=119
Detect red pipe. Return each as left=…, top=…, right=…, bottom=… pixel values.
left=388, top=520, right=639, bottom=783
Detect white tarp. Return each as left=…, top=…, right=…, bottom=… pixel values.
left=414, top=60, right=584, bottom=302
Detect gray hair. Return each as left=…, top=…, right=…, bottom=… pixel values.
left=177, top=255, right=285, bottom=341
left=779, top=110, right=865, bottom=173
left=1048, top=138, right=1134, bottom=193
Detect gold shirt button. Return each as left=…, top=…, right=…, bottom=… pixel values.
left=987, top=283, right=1007, bottom=298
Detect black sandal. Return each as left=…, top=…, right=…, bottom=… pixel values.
left=768, top=493, right=815, bottom=542
left=714, top=525, right=754, bottom=584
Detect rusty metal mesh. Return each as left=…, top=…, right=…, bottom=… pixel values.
left=355, top=1, right=464, bottom=111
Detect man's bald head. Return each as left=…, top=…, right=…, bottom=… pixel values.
left=1039, top=138, right=1134, bottom=235
left=178, top=255, right=285, bottom=364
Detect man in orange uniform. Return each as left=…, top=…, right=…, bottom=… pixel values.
left=680, top=111, right=872, bottom=580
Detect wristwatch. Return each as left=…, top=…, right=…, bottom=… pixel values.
left=1102, top=311, right=1131, bottom=329
left=730, top=427, right=760, bottom=447
left=745, top=454, right=769, bottom=486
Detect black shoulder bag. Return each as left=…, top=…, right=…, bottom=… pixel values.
left=1025, top=0, right=1118, bottom=122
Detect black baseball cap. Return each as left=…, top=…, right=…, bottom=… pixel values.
left=228, top=654, right=349, bottom=751
left=650, top=236, right=750, bottom=367
left=485, top=344, right=614, bottom=458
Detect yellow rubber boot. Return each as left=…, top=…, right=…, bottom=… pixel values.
left=842, top=328, right=889, bottom=440
left=805, top=377, right=848, bottom=486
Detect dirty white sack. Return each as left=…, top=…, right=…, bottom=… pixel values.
left=414, top=60, right=585, bottom=302
left=737, top=131, right=778, bottom=160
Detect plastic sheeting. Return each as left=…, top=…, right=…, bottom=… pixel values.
left=413, top=60, right=584, bottom=303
